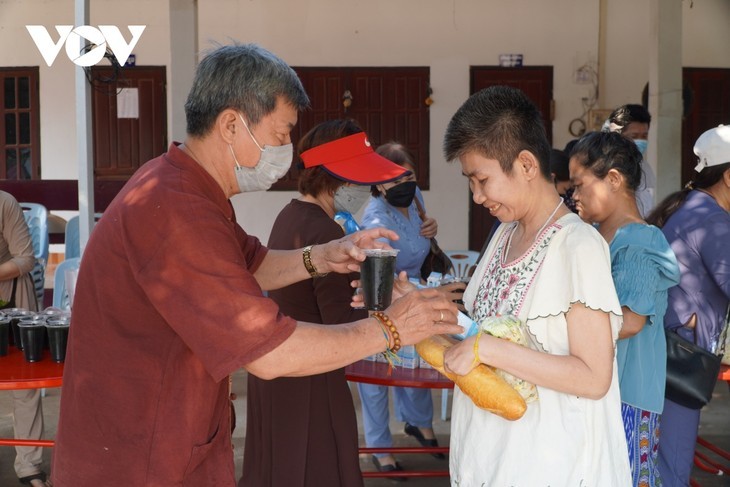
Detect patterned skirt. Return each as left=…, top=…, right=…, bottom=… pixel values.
left=622, top=402, right=662, bottom=487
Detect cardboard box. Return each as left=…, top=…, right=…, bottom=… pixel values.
left=397, top=345, right=419, bottom=369
left=419, top=356, right=433, bottom=369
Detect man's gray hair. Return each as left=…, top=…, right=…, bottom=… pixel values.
left=185, top=43, right=309, bottom=136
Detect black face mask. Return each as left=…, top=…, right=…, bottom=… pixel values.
left=384, top=181, right=417, bottom=208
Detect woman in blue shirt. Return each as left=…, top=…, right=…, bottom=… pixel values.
left=569, top=131, right=680, bottom=487
left=647, top=125, right=730, bottom=487
left=358, top=142, right=443, bottom=476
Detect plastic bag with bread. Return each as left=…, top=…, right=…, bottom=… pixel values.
left=415, top=334, right=527, bottom=420
left=480, top=313, right=539, bottom=404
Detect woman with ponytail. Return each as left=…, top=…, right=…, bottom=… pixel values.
left=647, top=125, right=730, bottom=487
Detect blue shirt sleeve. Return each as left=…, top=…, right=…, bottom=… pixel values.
left=611, top=224, right=680, bottom=324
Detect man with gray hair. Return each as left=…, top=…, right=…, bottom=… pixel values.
left=51, top=44, right=459, bottom=486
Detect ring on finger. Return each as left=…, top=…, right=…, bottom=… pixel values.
left=439, top=310, right=444, bottom=322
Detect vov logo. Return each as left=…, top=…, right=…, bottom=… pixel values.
left=26, top=25, right=146, bottom=67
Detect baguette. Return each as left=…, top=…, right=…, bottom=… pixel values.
left=415, top=334, right=527, bottom=421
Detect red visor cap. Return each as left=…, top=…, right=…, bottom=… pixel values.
left=300, top=132, right=410, bottom=185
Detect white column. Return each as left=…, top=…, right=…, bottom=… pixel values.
left=648, top=0, right=683, bottom=203
left=169, top=0, right=198, bottom=142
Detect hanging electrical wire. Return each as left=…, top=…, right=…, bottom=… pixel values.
left=568, top=62, right=599, bottom=137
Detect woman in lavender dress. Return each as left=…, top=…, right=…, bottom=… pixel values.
left=648, top=125, right=730, bottom=487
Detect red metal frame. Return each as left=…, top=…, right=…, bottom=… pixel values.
left=346, top=360, right=453, bottom=478
left=690, top=365, right=730, bottom=484
left=693, top=436, right=730, bottom=477
left=360, top=447, right=450, bottom=478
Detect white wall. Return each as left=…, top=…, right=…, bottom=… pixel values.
left=2, top=0, right=729, bottom=250
left=0, top=0, right=171, bottom=180
left=601, top=0, right=654, bottom=109
left=202, top=0, right=600, bottom=249
left=682, top=0, right=730, bottom=67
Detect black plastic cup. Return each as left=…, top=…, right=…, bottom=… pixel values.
left=18, top=320, right=45, bottom=362
left=40, top=307, right=67, bottom=319
left=6, top=309, right=32, bottom=349
left=0, top=315, right=10, bottom=356
left=46, top=317, right=71, bottom=363
left=360, top=249, right=399, bottom=311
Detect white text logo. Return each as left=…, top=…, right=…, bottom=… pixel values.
left=26, top=25, right=146, bottom=67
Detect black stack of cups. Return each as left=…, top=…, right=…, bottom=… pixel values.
left=0, top=307, right=71, bottom=363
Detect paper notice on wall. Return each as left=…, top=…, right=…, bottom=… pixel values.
left=117, top=88, right=139, bottom=119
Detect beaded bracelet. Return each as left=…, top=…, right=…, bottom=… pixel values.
left=472, top=329, right=483, bottom=366
left=375, top=318, right=391, bottom=350
left=372, top=311, right=401, bottom=353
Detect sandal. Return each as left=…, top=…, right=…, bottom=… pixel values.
left=404, top=423, right=446, bottom=459
left=372, top=455, right=408, bottom=482
left=19, top=472, right=48, bottom=486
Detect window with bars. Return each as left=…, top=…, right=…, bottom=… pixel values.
left=1, top=67, right=40, bottom=180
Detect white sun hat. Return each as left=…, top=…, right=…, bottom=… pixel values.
left=694, top=124, right=730, bottom=172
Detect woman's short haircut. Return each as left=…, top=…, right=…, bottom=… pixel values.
left=443, top=85, right=551, bottom=180
left=297, top=119, right=364, bottom=197
left=184, top=43, right=309, bottom=137
left=570, top=131, right=643, bottom=192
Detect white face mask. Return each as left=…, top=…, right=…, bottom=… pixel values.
left=233, top=113, right=293, bottom=193
left=333, top=184, right=371, bottom=215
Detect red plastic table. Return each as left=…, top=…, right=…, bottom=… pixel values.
left=691, top=364, right=730, bottom=485
left=0, top=347, right=63, bottom=447
left=346, top=359, right=453, bottom=479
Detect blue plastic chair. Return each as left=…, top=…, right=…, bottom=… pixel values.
left=53, top=257, right=81, bottom=310
left=445, top=250, right=479, bottom=281
left=65, top=213, right=102, bottom=259
left=20, top=202, right=49, bottom=308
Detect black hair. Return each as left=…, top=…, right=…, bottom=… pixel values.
left=443, top=85, right=551, bottom=180
left=563, top=138, right=579, bottom=156
left=549, top=148, right=570, bottom=182
left=570, top=131, right=643, bottom=192
left=607, top=104, right=652, bottom=131
left=296, top=119, right=363, bottom=197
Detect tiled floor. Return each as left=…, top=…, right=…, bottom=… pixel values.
left=1, top=370, right=728, bottom=486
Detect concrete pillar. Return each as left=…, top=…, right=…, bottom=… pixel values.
left=648, top=0, right=683, bottom=203
left=74, top=0, right=94, bottom=255
left=169, top=0, right=198, bottom=142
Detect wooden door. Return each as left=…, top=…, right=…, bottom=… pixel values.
left=275, top=67, right=430, bottom=190
left=682, top=68, right=730, bottom=186
left=91, top=66, right=167, bottom=181
left=348, top=68, right=430, bottom=188
left=468, top=66, right=554, bottom=251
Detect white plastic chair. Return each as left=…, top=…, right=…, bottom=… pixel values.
left=21, top=202, right=49, bottom=308
left=53, top=257, right=81, bottom=311
left=65, top=213, right=102, bottom=259
left=445, top=250, right=479, bottom=280
left=438, top=250, right=480, bottom=421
